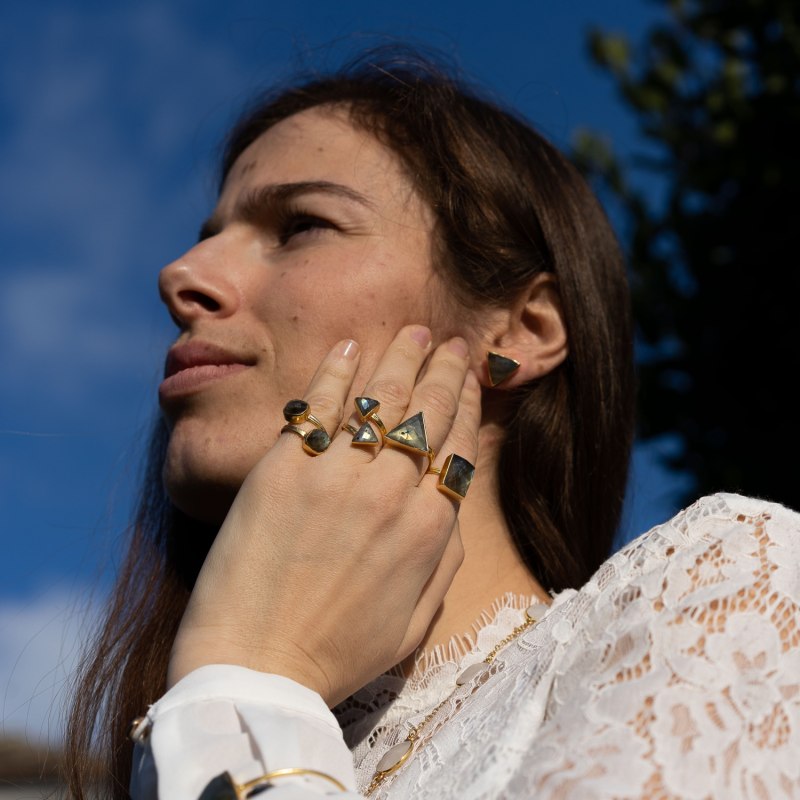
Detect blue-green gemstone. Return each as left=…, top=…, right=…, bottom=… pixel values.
left=305, top=428, right=331, bottom=454
left=386, top=412, right=428, bottom=452
left=352, top=422, right=380, bottom=445
left=355, top=396, right=380, bottom=419
left=283, top=399, right=308, bottom=421
left=439, top=454, right=475, bottom=499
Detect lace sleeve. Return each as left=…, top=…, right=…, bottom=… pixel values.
left=527, top=494, right=800, bottom=799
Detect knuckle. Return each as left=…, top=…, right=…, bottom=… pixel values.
left=305, top=392, right=343, bottom=420
left=418, top=383, right=459, bottom=418
left=445, top=420, right=478, bottom=457
left=318, top=361, right=352, bottom=382
left=369, top=378, right=411, bottom=410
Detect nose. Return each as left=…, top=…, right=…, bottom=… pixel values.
left=158, top=240, right=239, bottom=328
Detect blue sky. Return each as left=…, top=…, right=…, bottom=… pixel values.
left=0, top=0, right=690, bottom=743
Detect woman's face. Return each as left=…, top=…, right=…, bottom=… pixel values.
left=158, top=107, right=448, bottom=523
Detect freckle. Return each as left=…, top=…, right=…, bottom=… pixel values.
left=280, top=271, right=287, bottom=278
left=292, top=315, right=299, bottom=323
left=381, top=321, right=386, bottom=327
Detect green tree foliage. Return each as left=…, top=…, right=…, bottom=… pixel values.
left=573, top=0, right=800, bottom=508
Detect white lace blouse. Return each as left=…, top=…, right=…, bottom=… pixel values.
left=130, top=493, right=800, bottom=799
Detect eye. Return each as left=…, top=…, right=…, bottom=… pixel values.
left=277, top=212, right=337, bottom=245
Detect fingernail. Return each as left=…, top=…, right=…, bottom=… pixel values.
left=409, top=326, right=432, bottom=349
left=448, top=337, right=469, bottom=358
left=336, top=339, right=359, bottom=359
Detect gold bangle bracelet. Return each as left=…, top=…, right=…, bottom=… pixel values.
left=201, top=767, right=347, bottom=799
left=245, top=767, right=346, bottom=792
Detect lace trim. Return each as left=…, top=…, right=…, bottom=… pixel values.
left=386, top=592, right=544, bottom=685
left=333, top=592, right=553, bottom=756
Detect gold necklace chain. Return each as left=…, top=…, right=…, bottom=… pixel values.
left=364, top=602, right=548, bottom=795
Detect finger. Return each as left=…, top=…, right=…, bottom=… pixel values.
left=334, top=324, right=432, bottom=460
left=399, top=522, right=465, bottom=659
left=277, top=339, right=360, bottom=456
left=423, top=369, right=482, bottom=496
left=378, top=336, right=471, bottom=479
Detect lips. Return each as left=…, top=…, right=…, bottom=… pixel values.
left=159, top=340, right=254, bottom=400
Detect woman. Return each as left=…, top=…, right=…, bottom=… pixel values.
left=67, top=49, right=800, bottom=799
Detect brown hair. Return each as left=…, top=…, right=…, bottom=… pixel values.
left=65, top=47, right=634, bottom=798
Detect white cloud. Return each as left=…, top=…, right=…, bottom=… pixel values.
left=0, top=267, right=163, bottom=407
left=0, top=3, right=257, bottom=418
left=0, top=586, right=104, bottom=745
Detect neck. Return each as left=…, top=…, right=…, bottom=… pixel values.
left=401, top=421, right=550, bottom=673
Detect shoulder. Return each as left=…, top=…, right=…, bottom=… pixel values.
left=625, top=491, right=799, bottom=553
left=535, top=494, right=800, bottom=799
left=611, top=492, right=800, bottom=591
left=553, top=492, right=800, bottom=660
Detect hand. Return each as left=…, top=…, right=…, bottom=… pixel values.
left=167, top=325, right=481, bottom=706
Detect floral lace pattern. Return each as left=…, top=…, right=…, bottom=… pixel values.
left=338, top=494, right=800, bottom=798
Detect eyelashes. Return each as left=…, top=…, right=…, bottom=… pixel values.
left=195, top=202, right=341, bottom=246
left=274, top=205, right=338, bottom=246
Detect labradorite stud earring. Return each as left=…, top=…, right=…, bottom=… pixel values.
left=486, top=351, right=521, bottom=386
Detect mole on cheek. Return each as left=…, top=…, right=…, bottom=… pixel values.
left=292, top=315, right=299, bottom=323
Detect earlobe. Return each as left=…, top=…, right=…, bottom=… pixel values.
left=478, top=273, right=568, bottom=389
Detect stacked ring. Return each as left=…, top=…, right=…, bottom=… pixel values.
left=347, top=396, right=386, bottom=447
left=281, top=400, right=331, bottom=455
left=427, top=453, right=476, bottom=501
left=281, top=423, right=331, bottom=456
left=383, top=411, right=435, bottom=470
left=283, top=399, right=326, bottom=430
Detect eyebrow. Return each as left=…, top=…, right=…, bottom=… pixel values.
left=198, top=180, right=376, bottom=241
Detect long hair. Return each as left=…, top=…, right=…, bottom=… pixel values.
left=65, top=47, right=634, bottom=799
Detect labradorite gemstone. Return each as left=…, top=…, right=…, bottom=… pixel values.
left=305, top=428, right=331, bottom=453
left=386, top=412, right=428, bottom=452
left=283, top=399, right=309, bottom=421
left=441, top=454, right=475, bottom=498
left=197, top=773, right=238, bottom=800
left=353, top=422, right=380, bottom=445
left=355, top=396, right=380, bottom=419
left=487, top=352, right=520, bottom=386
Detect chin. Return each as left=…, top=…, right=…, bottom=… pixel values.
left=161, top=440, right=259, bottom=527
left=165, top=473, right=238, bottom=526
left=161, top=413, right=275, bottom=524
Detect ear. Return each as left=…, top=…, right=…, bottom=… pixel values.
left=476, top=273, right=568, bottom=388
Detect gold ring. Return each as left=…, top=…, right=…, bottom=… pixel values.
left=384, top=412, right=434, bottom=468
left=427, top=453, right=475, bottom=501
left=344, top=396, right=386, bottom=448
left=281, top=423, right=331, bottom=455
left=354, top=396, right=387, bottom=435
left=283, top=399, right=325, bottom=430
